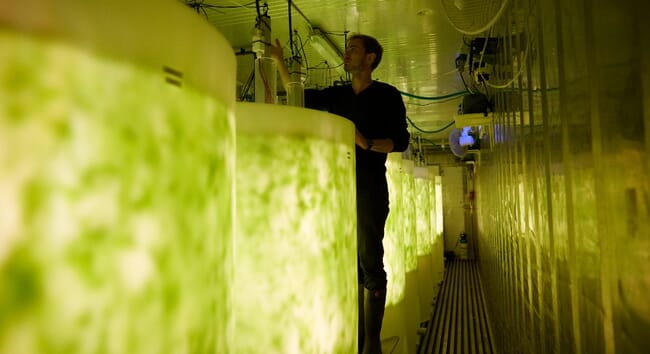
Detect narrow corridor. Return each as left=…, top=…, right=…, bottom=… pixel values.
left=419, top=260, right=495, bottom=354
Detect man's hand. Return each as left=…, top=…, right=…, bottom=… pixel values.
left=270, top=39, right=290, bottom=90
left=270, top=39, right=284, bottom=63
left=355, top=128, right=369, bottom=150
left=355, top=128, right=394, bottom=152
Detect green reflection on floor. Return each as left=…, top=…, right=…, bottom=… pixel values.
left=0, top=32, right=233, bottom=354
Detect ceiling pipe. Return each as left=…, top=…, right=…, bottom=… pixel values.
left=286, top=0, right=312, bottom=29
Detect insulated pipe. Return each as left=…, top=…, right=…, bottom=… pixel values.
left=253, top=13, right=277, bottom=103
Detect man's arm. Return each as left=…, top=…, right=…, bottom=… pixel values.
left=356, top=128, right=395, bottom=153
left=387, top=87, right=410, bottom=152
left=270, top=39, right=290, bottom=92
left=358, top=86, right=409, bottom=153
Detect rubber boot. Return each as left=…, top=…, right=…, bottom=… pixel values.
left=362, top=288, right=386, bottom=354
left=358, top=284, right=365, bottom=354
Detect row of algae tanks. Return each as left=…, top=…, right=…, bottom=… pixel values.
left=0, top=0, right=443, bottom=353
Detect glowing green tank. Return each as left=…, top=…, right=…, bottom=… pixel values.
left=234, top=102, right=357, bottom=354
left=0, top=1, right=235, bottom=353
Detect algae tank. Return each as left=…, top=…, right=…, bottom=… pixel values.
left=234, top=102, right=357, bottom=353
left=0, top=0, right=235, bottom=353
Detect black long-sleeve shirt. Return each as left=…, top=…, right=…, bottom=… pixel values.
left=305, top=81, right=410, bottom=178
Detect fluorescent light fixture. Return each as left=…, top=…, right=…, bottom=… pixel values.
left=309, top=28, right=345, bottom=76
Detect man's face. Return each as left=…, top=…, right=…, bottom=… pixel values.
left=344, top=38, right=371, bottom=73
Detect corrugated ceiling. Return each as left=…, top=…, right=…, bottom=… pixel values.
left=180, top=0, right=476, bottom=145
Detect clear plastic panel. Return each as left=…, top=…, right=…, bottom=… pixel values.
left=475, top=0, right=650, bottom=352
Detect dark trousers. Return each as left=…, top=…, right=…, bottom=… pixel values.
left=356, top=173, right=389, bottom=291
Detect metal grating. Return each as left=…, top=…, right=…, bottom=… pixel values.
left=419, top=260, right=495, bottom=354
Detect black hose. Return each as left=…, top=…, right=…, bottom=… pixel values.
left=288, top=0, right=295, bottom=56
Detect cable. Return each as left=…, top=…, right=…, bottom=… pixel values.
left=441, top=0, right=510, bottom=35
left=420, top=137, right=440, bottom=147
left=407, top=116, right=456, bottom=134
left=472, top=28, right=493, bottom=89
left=288, top=0, right=311, bottom=27
left=307, top=61, right=329, bottom=69
left=459, top=71, right=475, bottom=94
left=187, top=0, right=256, bottom=12
left=480, top=34, right=530, bottom=89
left=296, top=32, right=309, bottom=70
left=462, top=35, right=472, bottom=47
left=406, top=95, right=462, bottom=106
left=288, top=0, right=295, bottom=57
left=240, top=69, right=255, bottom=101
left=321, top=30, right=350, bottom=36
left=257, top=59, right=273, bottom=102
left=399, top=90, right=466, bottom=100
left=344, top=32, right=350, bottom=81
left=474, top=0, right=536, bottom=89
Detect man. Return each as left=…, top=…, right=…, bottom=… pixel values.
left=271, top=34, right=409, bottom=354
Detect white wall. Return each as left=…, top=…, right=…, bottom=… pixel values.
left=441, top=166, right=466, bottom=253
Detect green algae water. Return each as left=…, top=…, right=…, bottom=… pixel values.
left=384, top=153, right=406, bottom=305
left=400, top=160, right=420, bottom=354
left=414, top=176, right=432, bottom=257
left=0, top=32, right=234, bottom=354
left=414, top=170, right=434, bottom=322
left=401, top=160, right=417, bottom=273
left=235, top=103, right=357, bottom=354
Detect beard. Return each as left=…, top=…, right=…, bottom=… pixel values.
left=344, top=62, right=358, bottom=73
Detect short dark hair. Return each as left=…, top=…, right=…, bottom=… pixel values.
left=348, top=34, right=383, bottom=70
